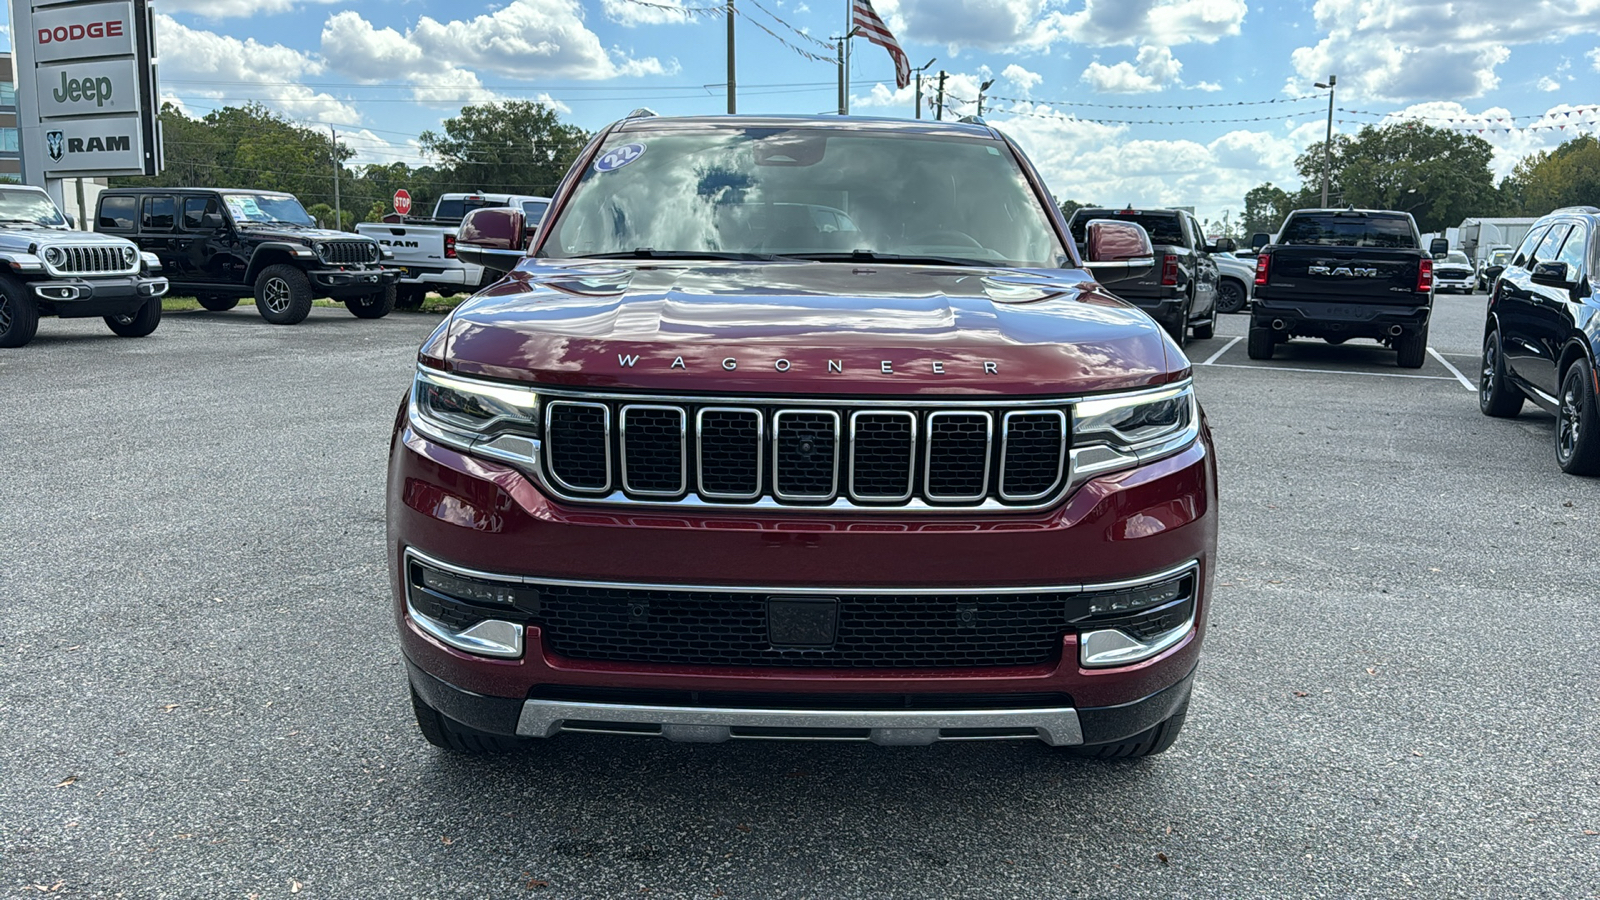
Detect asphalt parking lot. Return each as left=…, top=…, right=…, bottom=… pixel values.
left=2, top=296, right=1596, bottom=899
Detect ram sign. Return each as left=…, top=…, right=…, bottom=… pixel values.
left=7, top=0, right=161, bottom=179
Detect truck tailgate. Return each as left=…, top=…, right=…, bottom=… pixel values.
left=356, top=223, right=453, bottom=267
left=1264, top=247, right=1422, bottom=304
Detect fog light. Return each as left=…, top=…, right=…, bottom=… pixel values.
left=1071, top=567, right=1197, bottom=668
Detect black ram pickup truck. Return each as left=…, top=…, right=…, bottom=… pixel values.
left=1249, top=208, right=1447, bottom=368
left=1065, top=207, right=1230, bottom=347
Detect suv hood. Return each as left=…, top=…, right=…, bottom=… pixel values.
left=437, top=261, right=1181, bottom=396
left=240, top=226, right=373, bottom=244
left=0, top=225, right=135, bottom=251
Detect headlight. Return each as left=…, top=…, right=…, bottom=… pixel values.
left=411, top=368, right=540, bottom=445
left=43, top=247, right=65, bottom=266
left=367, top=243, right=380, bottom=262
left=314, top=242, right=329, bottom=261
left=121, top=246, right=138, bottom=266
left=1070, top=382, right=1199, bottom=481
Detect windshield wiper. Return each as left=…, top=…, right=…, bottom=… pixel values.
left=566, top=249, right=780, bottom=261
left=780, top=250, right=992, bottom=267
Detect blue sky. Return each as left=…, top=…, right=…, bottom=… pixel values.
left=5, top=0, right=1599, bottom=224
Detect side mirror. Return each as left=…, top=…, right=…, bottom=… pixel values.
left=1082, top=219, right=1154, bottom=284
left=1530, top=260, right=1573, bottom=288
left=1484, top=264, right=1505, bottom=282
left=1209, top=237, right=1236, bottom=254
left=202, top=212, right=225, bottom=229
left=1429, top=237, right=1449, bottom=258
left=65, top=214, right=77, bottom=229
left=457, top=207, right=530, bottom=275
left=1251, top=232, right=1270, bottom=251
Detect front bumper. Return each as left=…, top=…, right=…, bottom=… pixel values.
left=33, top=274, right=169, bottom=316
left=309, top=267, right=400, bottom=297
left=1435, top=275, right=1473, bottom=292
left=392, top=263, right=482, bottom=289
left=389, top=419, right=1217, bottom=746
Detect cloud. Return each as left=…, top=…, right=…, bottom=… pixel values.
left=1379, top=101, right=1600, bottom=179
left=320, top=1, right=672, bottom=88
left=1055, top=0, right=1248, bottom=46
left=890, top=0, right=1068, bottom=51
left=1537, top=76, right=1560, bottom=92
left=1589, top=47, right=1600, bottom=71
left=1081, top=46, right=1183, bottom=93
left=601, top=0, right=697, bottom=26
left=1003, top=64, right=1044, bottom=94
left=1289, top=0, right=1600, bottom=101
left=158, top=0, right=339, bottom=17
left=153, top=15, right=359, bottom=123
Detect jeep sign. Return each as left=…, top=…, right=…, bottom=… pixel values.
left=36, top=58, right=142, bottom=117
left=8, top=0, right=161, bottom=182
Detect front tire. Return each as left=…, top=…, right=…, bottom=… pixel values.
left=1479, top=330, right=1524, bottom=418
left=1215, top=279, right=1248, bottom=314
left=347, top=283, right=396, bottom=319
left=1396, top=326, right=1427, bottom=369
left=197, top=294, right=239, bottom=312
left=0, top=275, right=40, bottom=348
left=1557, top=360, right=1600, bottom=476
left=395, top=285, right=426, bottom=310
left=104, top=298, right=162, bottom=337
left=410, top=687, right=528, bottom=754
left=1065, top=697, right=1188, bottom=759
left=1165, top=298, right=1190, bottom=348
left=1246, top=324, right=1275, bottom=359
left=253, top=264, right=313, bottom=325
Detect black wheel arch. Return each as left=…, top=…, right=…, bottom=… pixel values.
left=245, top=244, right=308, bottom=284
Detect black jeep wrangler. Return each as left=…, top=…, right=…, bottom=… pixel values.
left=94, top=189, right=399, bottom=325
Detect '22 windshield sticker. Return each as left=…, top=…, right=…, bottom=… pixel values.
left=594, top=143, right=645, bottom=172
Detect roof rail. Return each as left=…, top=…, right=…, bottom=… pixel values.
left=1549, top=205, right=1600, bottom=215
left=625, top=107, right=659, bottom=119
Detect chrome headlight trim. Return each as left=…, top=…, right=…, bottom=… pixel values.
left=43, top=246, right=65, bottom=266
left=121, top=245, right=138, bottom=266
left=410, top=367, right=542, bottom=448
left=1069, top=381, right=1199, bottom=484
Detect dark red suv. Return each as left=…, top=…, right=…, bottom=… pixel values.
left=387, top=114, right=1218, bottom=758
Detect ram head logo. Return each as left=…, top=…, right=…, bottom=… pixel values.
left=46, top=131, right=65, bottom=162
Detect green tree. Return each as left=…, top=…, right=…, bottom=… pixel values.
left=1501, top=135, right=1600, bottom=216
left=1242, top=183, right=1295, bottom=238
left=419, top=101, right=590, bottom=197
left=1057, top=198, right=1092, bottom=220
left=1293, top=124, right=1500, bottom=232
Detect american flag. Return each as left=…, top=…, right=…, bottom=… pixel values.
left=851, top=0, right=910, bottom=89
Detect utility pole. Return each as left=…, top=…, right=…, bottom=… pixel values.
left=912, top=58, right=936, bottom=119
left=329, top=125, right=342, bottom=230
left=726, top=0, right=736, bottom=113
left=1316, top=74, right=1337, bottom=207
left=934, top=70, right=947, bottom=121
left=836, top=37, right=847, bottom=115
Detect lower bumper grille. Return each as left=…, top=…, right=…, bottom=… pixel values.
left=537, top=585, right=1070, bottom=668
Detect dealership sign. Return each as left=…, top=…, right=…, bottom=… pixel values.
left=7, top=0, right=161, bottom=179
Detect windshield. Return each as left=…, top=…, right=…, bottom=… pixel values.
left=1443, top=252, right=1470, bottom=265
left=0, top=188, right=68, bottom=227
left=522, top=199, right=550, bottom=224
left=540, top=128, right=1067, bottom=267
left=437, top=196, right=510, bottom=220
left=1489, top=249, right=1512, bottom=265
left=222, top=193, right=314, bottom=226
left=1280, top=214, right=1416, bottom=248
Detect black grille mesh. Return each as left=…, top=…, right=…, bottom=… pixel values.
left=926, top=413, right=992, bottom=499
left=547, top=403, right=609, bottom=491
left=850, top=413, right=915, bottom=499
left=698, top=410, right=762, bottom=497
left=324, top=241, right=377, bottom=265
left=536, top=586, right=1071, bottom=668
left=622, top=407, right=684, bottom=494
left=1001, top=413, right=1067, bottom=499
left=773, top=412, right=838, bottom=499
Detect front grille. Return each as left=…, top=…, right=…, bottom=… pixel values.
left=49, top=245, right=133, bottom=275
left=536, top=586, right=1072, bottom=668
left=322, top=240, right=377, bottom=265
left=541, top=396, right=1070, bottom=509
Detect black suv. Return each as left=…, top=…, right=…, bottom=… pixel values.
left=1064, top=207, right=1228, bottom=346
left=1478, top=205, right=1600, bottom=475
left=95, top=189, right=399, bottom=325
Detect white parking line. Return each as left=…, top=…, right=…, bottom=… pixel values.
left=1197, top=336, right=1242, bottom=367
left=1198, top=362, right=1462, bottom=382
left=1427, top=347, right=1476, bottom=392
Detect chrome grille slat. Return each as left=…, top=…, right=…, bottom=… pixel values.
left=44, top=243, right=137, bottom=276
left=539, top=396, right=1069, bottom=510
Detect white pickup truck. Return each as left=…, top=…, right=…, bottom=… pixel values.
left=356, top=192, right=550, bottom=308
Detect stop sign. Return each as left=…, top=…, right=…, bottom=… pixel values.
left=393, top=189, right=412, bottom=216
